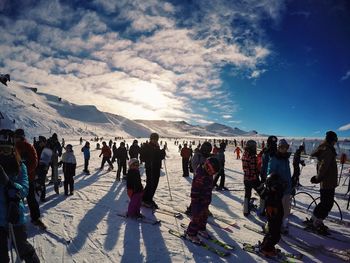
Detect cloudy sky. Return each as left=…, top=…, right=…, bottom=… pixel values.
left=0, top=0, right=349, bottom=137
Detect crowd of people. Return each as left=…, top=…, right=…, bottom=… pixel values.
left=0, top=127, right=340, bottom=261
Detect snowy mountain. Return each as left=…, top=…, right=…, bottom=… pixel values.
left=0, top=84, right=258, bottom=139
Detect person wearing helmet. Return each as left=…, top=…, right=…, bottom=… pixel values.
left=308, top=131, right=338, bottom=234
left=140, top=133, right=166, bottom=209
left=185, top=157, right=220, bottom=243
left=267, top=139, right=292, bottom=234
left=242, top=140, right=262, bottom=216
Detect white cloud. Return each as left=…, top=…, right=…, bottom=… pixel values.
left=341, top=70, right=350, bottom=81
left=222, top=115, right=232, bottom=119
left=338, top=123, right=350, bottom=131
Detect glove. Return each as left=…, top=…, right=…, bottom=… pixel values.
left=310, top=176, right=318, bottom=184
left=0, top=165, right=9, bottom=186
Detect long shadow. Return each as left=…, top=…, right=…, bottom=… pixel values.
left=120, top=220, right=143, bottom=263
left=71, top=181, right=124, bottom=253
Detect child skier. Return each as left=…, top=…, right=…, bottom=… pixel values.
left=60, top=144, right=77, bottom=196
left=126, top=158, right=144, bottom=218
left=185, top=157, right=220, bottom=243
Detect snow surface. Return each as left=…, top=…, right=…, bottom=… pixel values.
left=21, top=139, right=350, bottom=263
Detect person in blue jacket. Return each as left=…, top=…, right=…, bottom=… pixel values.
left=0, top=129, right=39, bottom=262
left=81, top=141, right=90, bottom=174
left=267, top=138, right=292, bottom=234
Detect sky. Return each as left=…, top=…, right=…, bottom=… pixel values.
left=0, top=0, right=349, bottom=137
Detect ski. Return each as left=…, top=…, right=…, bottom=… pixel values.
left=117, top=213, right=161, bottom=225
left=207, top=220, right=234, bottom=233
left=154, top=208, right=183, bottom=219
left=168, top=229, right=230, bottom=257
left=211, top=215, right=239, bottom=229
left=179, top=223, right=235, bottom=250
left=243, top=243, right=298, bottom=263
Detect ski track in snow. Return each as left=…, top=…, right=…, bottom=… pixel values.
left=20, top=139, right=350, bottom=263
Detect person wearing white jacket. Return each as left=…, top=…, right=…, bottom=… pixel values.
left=60, top=144, right=77, bottom=196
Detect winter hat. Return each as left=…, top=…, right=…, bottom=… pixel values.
left=204, top=157, right=220, bottom=176
left=66, top=144, right=73, bottom=150
left=267, top=136, right=278, bottom=147
left=133, top=139, right=138, bottom=144
left=128, top=158, right=139, bottom=167
left=150, top=133, right=159, bottom=140
left=52, top=133, right=58, bottom=140
left=278, top=139, right=289, bottom=148
left=200, top=142, right=212, bottom=155
left=325, top=131, right=338, bottom=143
left=14, top=128, right=25, bottom=138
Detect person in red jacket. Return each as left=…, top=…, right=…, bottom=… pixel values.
left=185, top=157, right=220, bottom=243
left=99, top=141, right=113, bottom=170
left=180, top=143, right=192, bottom=177
left=234, top=146, right=242, bottom=159
left=14, top=129, right=46, bottom=229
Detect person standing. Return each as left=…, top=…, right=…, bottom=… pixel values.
left=213, top=142, right=227, bottom=190
left=267, top=139, right=292, bottom=234
left=126, top=158, right=144, bottom=218
left=116, top=142, right=128, bottom=180
left=180, top=143, right=192, bottom=177
left=60, top=144, right=76, bottom=196
left=129, top=139, right=141, bottom=160
left=14, top=129, right=46, bottom=229
left=81, top=141, right=90, bottom=174
left=309, top=131, right=338, bottom=233
left=47, top=133, right=62, bottom=194
left=292, top=145, right=305, bottom=189
left=99, top=141, right=113, bottom=171
left=234, top=146, right=242, bottom=160
left=140, top=133, right=165, bottom=209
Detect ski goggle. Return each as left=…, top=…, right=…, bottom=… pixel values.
left=204, top=160, right=217, bottom=176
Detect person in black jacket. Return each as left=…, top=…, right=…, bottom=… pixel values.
left=116, top=142, right=128, bottom=181
left=59, top=144, right=76, bottom=196
left=126, top=158, right=143, bottom=217
left=140, top=133, right=166, bottom=209
left=292, top=145, right=305, bottom=190
left=129, top=140, right=141, bottom=160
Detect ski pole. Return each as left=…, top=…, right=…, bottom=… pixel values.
left=163, top=159, right=173, bottom=201
left=9, top=223, right=21, bottom=263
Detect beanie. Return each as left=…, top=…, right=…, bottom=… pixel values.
left=278, top=139, right=289, bottom=147
left=326, top=131, right=338, bottom=143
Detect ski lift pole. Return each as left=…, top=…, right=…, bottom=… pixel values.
left=163, top=159, right=173, bottom=201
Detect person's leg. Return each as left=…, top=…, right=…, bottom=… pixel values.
left=0, top=227, right=9, bottom=263
left=63, top=173, right=69, bottom=195
left=142, top=166, right=153, bottom=203
left=13, top=225, right=40, bottom=263
left=183, top=159, right=189, bottom=176
left=244, top=180, right=253, bottom=215
left=218, top=169, right=225, bottom=188
left=27, top=181, right=40, bottom=222
left=149, top=170, right=161, bottom=202
left=122, top=160, right=127, bottom=176
left=69, top=173, right=74, bottom=194
left=313, top=189, right=335, bottom=221
left=116, top=160, right=121, bottom=179
left=100, top=157, right=106, bottom=169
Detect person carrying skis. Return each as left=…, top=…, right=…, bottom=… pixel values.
left=99, top=141, right=113, bottom=171
left=259, top=172, right=285, bottom=257
left=267, top=139, right=292, bottom=234
left=81, top=141, right=90, bottom=174
left=242, top=140, right=263, bottom=216
left=126, top=158, right=144, bottom=218
left=185, top=157, right=220, bottom=243
left=213, top=142, right=228, bottom=190
left=140, top=133, right=165, bottom=209
left=129, top=139, right=141, bottom=160
left=116, top=142, right=128, bottom=180
left=59, top=144, right=76, bottom=196
left=259, top=135, right=278, bottom=216
left=234, top=146, right=241, bottom=159
left=180, top=143, right=192, bottom=177
left=309, top=131, right=338, bottom=233
left=14, top=129, right=45, bottom=229
left=0, top=129, right=40, bottom=262
left=292, top=145, right=305, bottom=190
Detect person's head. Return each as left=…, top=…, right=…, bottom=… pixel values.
left=184, top=143, right=188, bottom=148
left=150, top=133, right=159, bottom=143
left=245, top=140, right=257, bottom=154
left=298, top=145, right=305, bottom=152
left=128, top=158, right=140, bottom=170
left=219, top=142, right=226, bottom=150
left=102, top=141, right=106, bottom=146
left=200, top=142, right=212, bottom=155
left=0, top=129, right=21, bottom=175
left=278, top=139, right=289, bottom=153
left=133, top=139, right=138, bottom=145
left=120, top=141, right=125, bottom=147
left=325, top=131, right=338, bottom=145
left=14, top=128, right=25, bottom=142
left=66, top=144, right=73, bottom=152
left=267, top=135, right=277, bottom=148
left=52, top=133, right=58, bottom=140
left=203, top=157, right=220, bottom=176
left=85, top=141, right=90, bottom=147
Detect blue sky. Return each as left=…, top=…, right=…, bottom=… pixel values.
left=0, top=0, right=349, bottom=137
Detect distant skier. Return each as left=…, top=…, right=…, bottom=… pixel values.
left=60, top=144, right=76, bottom=196
left=126, top=158, right=144, bottom=218
left=81, top=141, right=90, bottom=174
left=184, top=157, right=220, bottom=243
left=0, top=73, right=10, bottom=86
left=79, top=137, right=83, bottom=145
left=99, top=141, right=113, bottom=171
left=234, top=146, right=242, bottom=159
left=309, top=131, right=338, bottom=234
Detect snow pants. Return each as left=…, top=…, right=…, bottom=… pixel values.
left=117, top=159, right=127, bottom=178
left=37, top=164, right=49, bottom=201
left=213, top=168, right=225, bottom=188
left=50, top=154, right=59, bottom=183
left=84, top=158, right=89, bottom=172
left=244, top=179, right=261, bottom=199
left=64, top=172, right=74, bottom=195
left=100, top=157, right=113, bottom=170
left=182, top=158, right=189, bottom=177
left=142, top=166, right=160, bottom=203
left=261, top=202, right=283, bottom=252
left=127, top=190, right=143, bottom=217
left=186, top=200, right=210, bottom=236
left=0, top=225, right=40, bottom=263
left=27, top=181, right=40, bottom=221
left=313, top=188, right=335, bottom=220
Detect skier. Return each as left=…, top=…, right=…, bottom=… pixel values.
left=292, top=145, right=305, bottom=190
left=58, top=144, right=76, bottom=196
left=37, top=138, right=53, bottom=202
left=242, top=140, right=263, bottom=216
left=99, top=142, right=113, bottom=171
left=108, top=139, right=113, bottom=149
left=47, top=133, right=62, bottom=194
left=79, top=137, right=83, bottom=145
left=116, top=142, right=128, bottom=181
left=0, top=129, right=40, bottom=262
left=185, top=157, right=220, bottom=243
left=267, top=139, right=292, bottom=234
left=81, top=141, right=90, bottom=174
left=140, top=133, right=166, bottom=209
left=234, top=146, right=242, bottom=159
left=309, top=131, right=338, bottom=233
left=14, top=129, right=45, bottom=229
left=111, top=142, right=117, bottom=163
left=126, top=158, right=144, bottom=218
left=259, top=172, right=285, bottom=257
left=180, top=143, right=192, bottom=177
left=213, top=142, right=228, bottom=190
left=129, top=139, right=141, bottom=160
left=61, top=138, right=65, bottom=149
